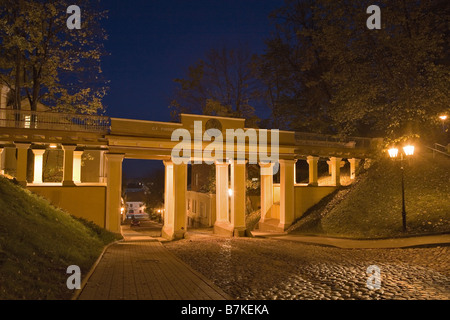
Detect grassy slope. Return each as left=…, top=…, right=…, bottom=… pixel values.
left=291, top=152, right=450, bottom=238
left=0, top=176, right=121, bottom=299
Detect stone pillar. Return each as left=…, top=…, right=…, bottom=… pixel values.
left=105, top=153, right=124, bottom=233
left=99, top=150, right=106, bottom=183
left=259, top=162, right=274, bottom=222
left=173, top=162, right=187, bottom=239
left=0, top=147, right=3, bottom=175
left=330, top=157, right=342, bottom=186
left=214, top=161, right=230, bottom=234
left=31, top=149, right=46, bottom=184
left=162, top=161, right=187, bottom=240
left=306, top=156, right=319, bottom=186
left=62, top=145, right=76, bottom=186
left=162, top=161, right=174, bottom=237
left=0, top=86, right=9, bottom=127
left=348, top=158, right=361, bottom=180
left=15, top=143, right=30, bottom=186
left=230, top=160, right=248, bottom=237
left=293, top=160, right=297, bottom=184
left=73, top=150, right=83, bottom=183
left=279, top=159, right=295, bottom=230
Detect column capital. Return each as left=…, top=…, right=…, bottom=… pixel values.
left=31, top=149, right=46, bottom=156
left=15, top=143, right=31, bottom=149
left=259, top=161, right=275, bottom=168
left=279, top=159, right=296, bottom=164
left=329, top=156, right=342, bottom=162
left=105, top=153, right=125, bottom=162
left=230, top=159, right=248, bottom=165
left=62, top=144, right=77, bottom=151
left=163, top=159, right=173, bottom=167
left=214, top=159, right=230, bottom=166
left=306, top=156, right=320, bottom=162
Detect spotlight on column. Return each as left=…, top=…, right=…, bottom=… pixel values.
left=228, top=188, right=233, bottom=197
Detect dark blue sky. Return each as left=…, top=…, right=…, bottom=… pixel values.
left=98, top=0, right=283, bottom=178
left=101, top=0, right=282, bottom=122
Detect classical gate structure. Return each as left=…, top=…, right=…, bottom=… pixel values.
left=0, top=105, right=380, bottom=240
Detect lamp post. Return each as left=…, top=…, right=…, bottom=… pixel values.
left=388, top=145, right=414, bottom=232
left=439, top=115, right=447, bottom=132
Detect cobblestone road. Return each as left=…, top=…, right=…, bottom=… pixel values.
left=164, top=236, right=450, bottom=300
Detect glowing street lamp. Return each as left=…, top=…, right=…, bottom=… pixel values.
left=388, top=144, right=415, bottom=232
left=403, top=145, right=414, bottom=156
left=388, top=148, right=399, bottom=158
left=439, top=115, right=447, bottom=132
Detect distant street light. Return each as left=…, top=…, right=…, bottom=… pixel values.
left=388, top=145, right=415, bottom=232
left=439, top=115, right=447, bottom=132
left=388, top=148, right=399, bottom=158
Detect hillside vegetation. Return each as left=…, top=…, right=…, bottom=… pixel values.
left=290, top=151, right=450, bottom=238
left=0, top=176, right=121, bottom=299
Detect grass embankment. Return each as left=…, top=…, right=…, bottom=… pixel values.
left=0, top=176, right=121, bottom=299
left=290, top=151, right=450, bottom=238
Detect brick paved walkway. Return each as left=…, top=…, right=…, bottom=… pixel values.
left=76, top=226, right=230, bottom=300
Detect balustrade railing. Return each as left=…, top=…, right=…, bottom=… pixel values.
left=295, top=131, right=373, bottom=149
left=0, top=108, right=110, bottom=134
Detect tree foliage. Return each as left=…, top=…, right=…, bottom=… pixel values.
left=260, top=0, right=449, bottom=139
left=170, top=46, right=261, bottom=127
left=0, top=0, right=108, bottom=114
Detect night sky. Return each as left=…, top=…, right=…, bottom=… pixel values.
left=99, top=0, right=283, bottom=178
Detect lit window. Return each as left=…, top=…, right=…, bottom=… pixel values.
left=24, top=115, right=31, bottom=129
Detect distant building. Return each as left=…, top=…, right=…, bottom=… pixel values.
left=125, top=189, right=148, bottom=219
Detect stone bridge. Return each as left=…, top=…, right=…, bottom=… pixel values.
left=0, top=107, right=381, bottom=239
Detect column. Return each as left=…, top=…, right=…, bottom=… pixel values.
left=62, top=145, right=76, bottom=186
left=213, top=161, right=230, bottom=234
left=0, top=147, right=3, bottom=175
left=279, top=159, right=295, bottom=230
left=105, top=153, right=124, bottom=233
left=330, top=157, right=342, bottom=186
left=173, top=162, right=187, bottom=239
left=99, top=150, right=106, bottom=183
left=32, top=149, right=46, bottom=184
left=259, top=162, right=274, bottom=222
left=348, top=158, right=361, bottom=180
left=0, top=86, right=9, bottom=127
left=230, top=160, right=248, bottom=237
left=306, top=156, right=319, bottom=186
left=162, top=161, right=174, bottom=238
left=73, top=150, right=83, bottom=183
left=15, top=143, right=30, bottom=186
left=162, top=161, right=187, bottom=240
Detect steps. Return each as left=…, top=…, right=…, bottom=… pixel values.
left=258, top=218, right=283, bottom=233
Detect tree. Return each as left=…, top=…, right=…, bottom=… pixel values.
left=260, top=0, right=449, bottom=139
left=315, top=0, right=449, bottom=140
left=257, top=0, right=335, bottom=133
left=170, top=46, right=261, bottom=127
left=0, top=0, right=108, bottom=116
left=142, top=168, right=165, bottom=213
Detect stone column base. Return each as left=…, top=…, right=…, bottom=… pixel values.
left=162, top=226, right=185, bottom=241
left=277, top=222, right=292, bottom=231
left=214, top=221, right=252, bottom=237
